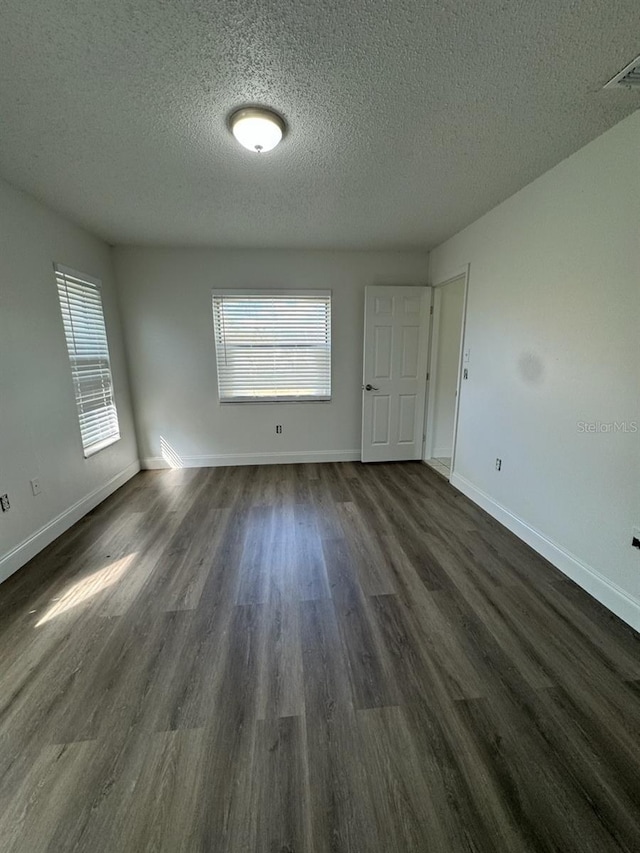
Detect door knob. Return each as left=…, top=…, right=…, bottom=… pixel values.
left=365, top=384, right=379, bottom=391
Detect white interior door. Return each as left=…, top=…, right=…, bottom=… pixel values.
left=361, top=285, right=431, bottom=462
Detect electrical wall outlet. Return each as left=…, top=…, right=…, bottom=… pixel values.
left=275, top=425, right=283, bottom=434
left=0, top=494, right=10, bottom=512
left=495, top=458, right=502, bottom=471
left=31, top=478, right=41, bottom=496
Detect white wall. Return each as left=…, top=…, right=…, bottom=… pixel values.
left=0, top=178, right=139, bottom=582
left=429, top=110, right=640, bottom=629
left=431, top=276, right=465, bottom=458
left=114, top=248, right=428, bottom=467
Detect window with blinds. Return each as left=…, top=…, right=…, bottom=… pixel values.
left=55, top=264, right=121, bottom=457
left=212, top=291, right=332, bottom=402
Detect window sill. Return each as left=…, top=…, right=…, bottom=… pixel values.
left=83, top=434, right=121, bottom=458
left=219, top=397, right=331, bottom=404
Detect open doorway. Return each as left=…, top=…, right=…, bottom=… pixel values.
left=424, top=268, right=468, bottom=480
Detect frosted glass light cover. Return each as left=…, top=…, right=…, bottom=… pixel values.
left=230, top=108, right=285, bottom=153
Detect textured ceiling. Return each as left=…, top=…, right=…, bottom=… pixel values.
left=1, top=0, right=639, bottom=249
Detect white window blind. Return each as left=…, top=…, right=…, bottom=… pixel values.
left=55, top=264, right=121, bottom=457
left=212, top=291, right=332, bottom=402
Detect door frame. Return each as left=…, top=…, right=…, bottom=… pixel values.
left=423, top=264, right=470, bottom=478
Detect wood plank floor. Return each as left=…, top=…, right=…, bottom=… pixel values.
left=1, top=461, right=639, bottom=852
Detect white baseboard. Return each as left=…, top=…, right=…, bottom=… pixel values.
left=0, top=460, right=141, bottom=586
left=450, top=473, right=640, bottom=632
left=141, top=449, right=362, bottom=469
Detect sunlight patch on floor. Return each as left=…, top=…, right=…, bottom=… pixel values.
left=35, top=553, right=137, bottom=626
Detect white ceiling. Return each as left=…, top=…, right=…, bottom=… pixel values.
left=1, top=0, right=639, bottom=250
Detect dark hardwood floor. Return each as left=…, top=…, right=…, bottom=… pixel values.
left=1, top=461, right=639, bottom=852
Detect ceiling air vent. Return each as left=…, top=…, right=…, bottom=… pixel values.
left=604, top=54, right=640, bottom=89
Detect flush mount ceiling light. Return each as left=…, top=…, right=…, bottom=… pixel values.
left=229, top=107, right=286, bottom=153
